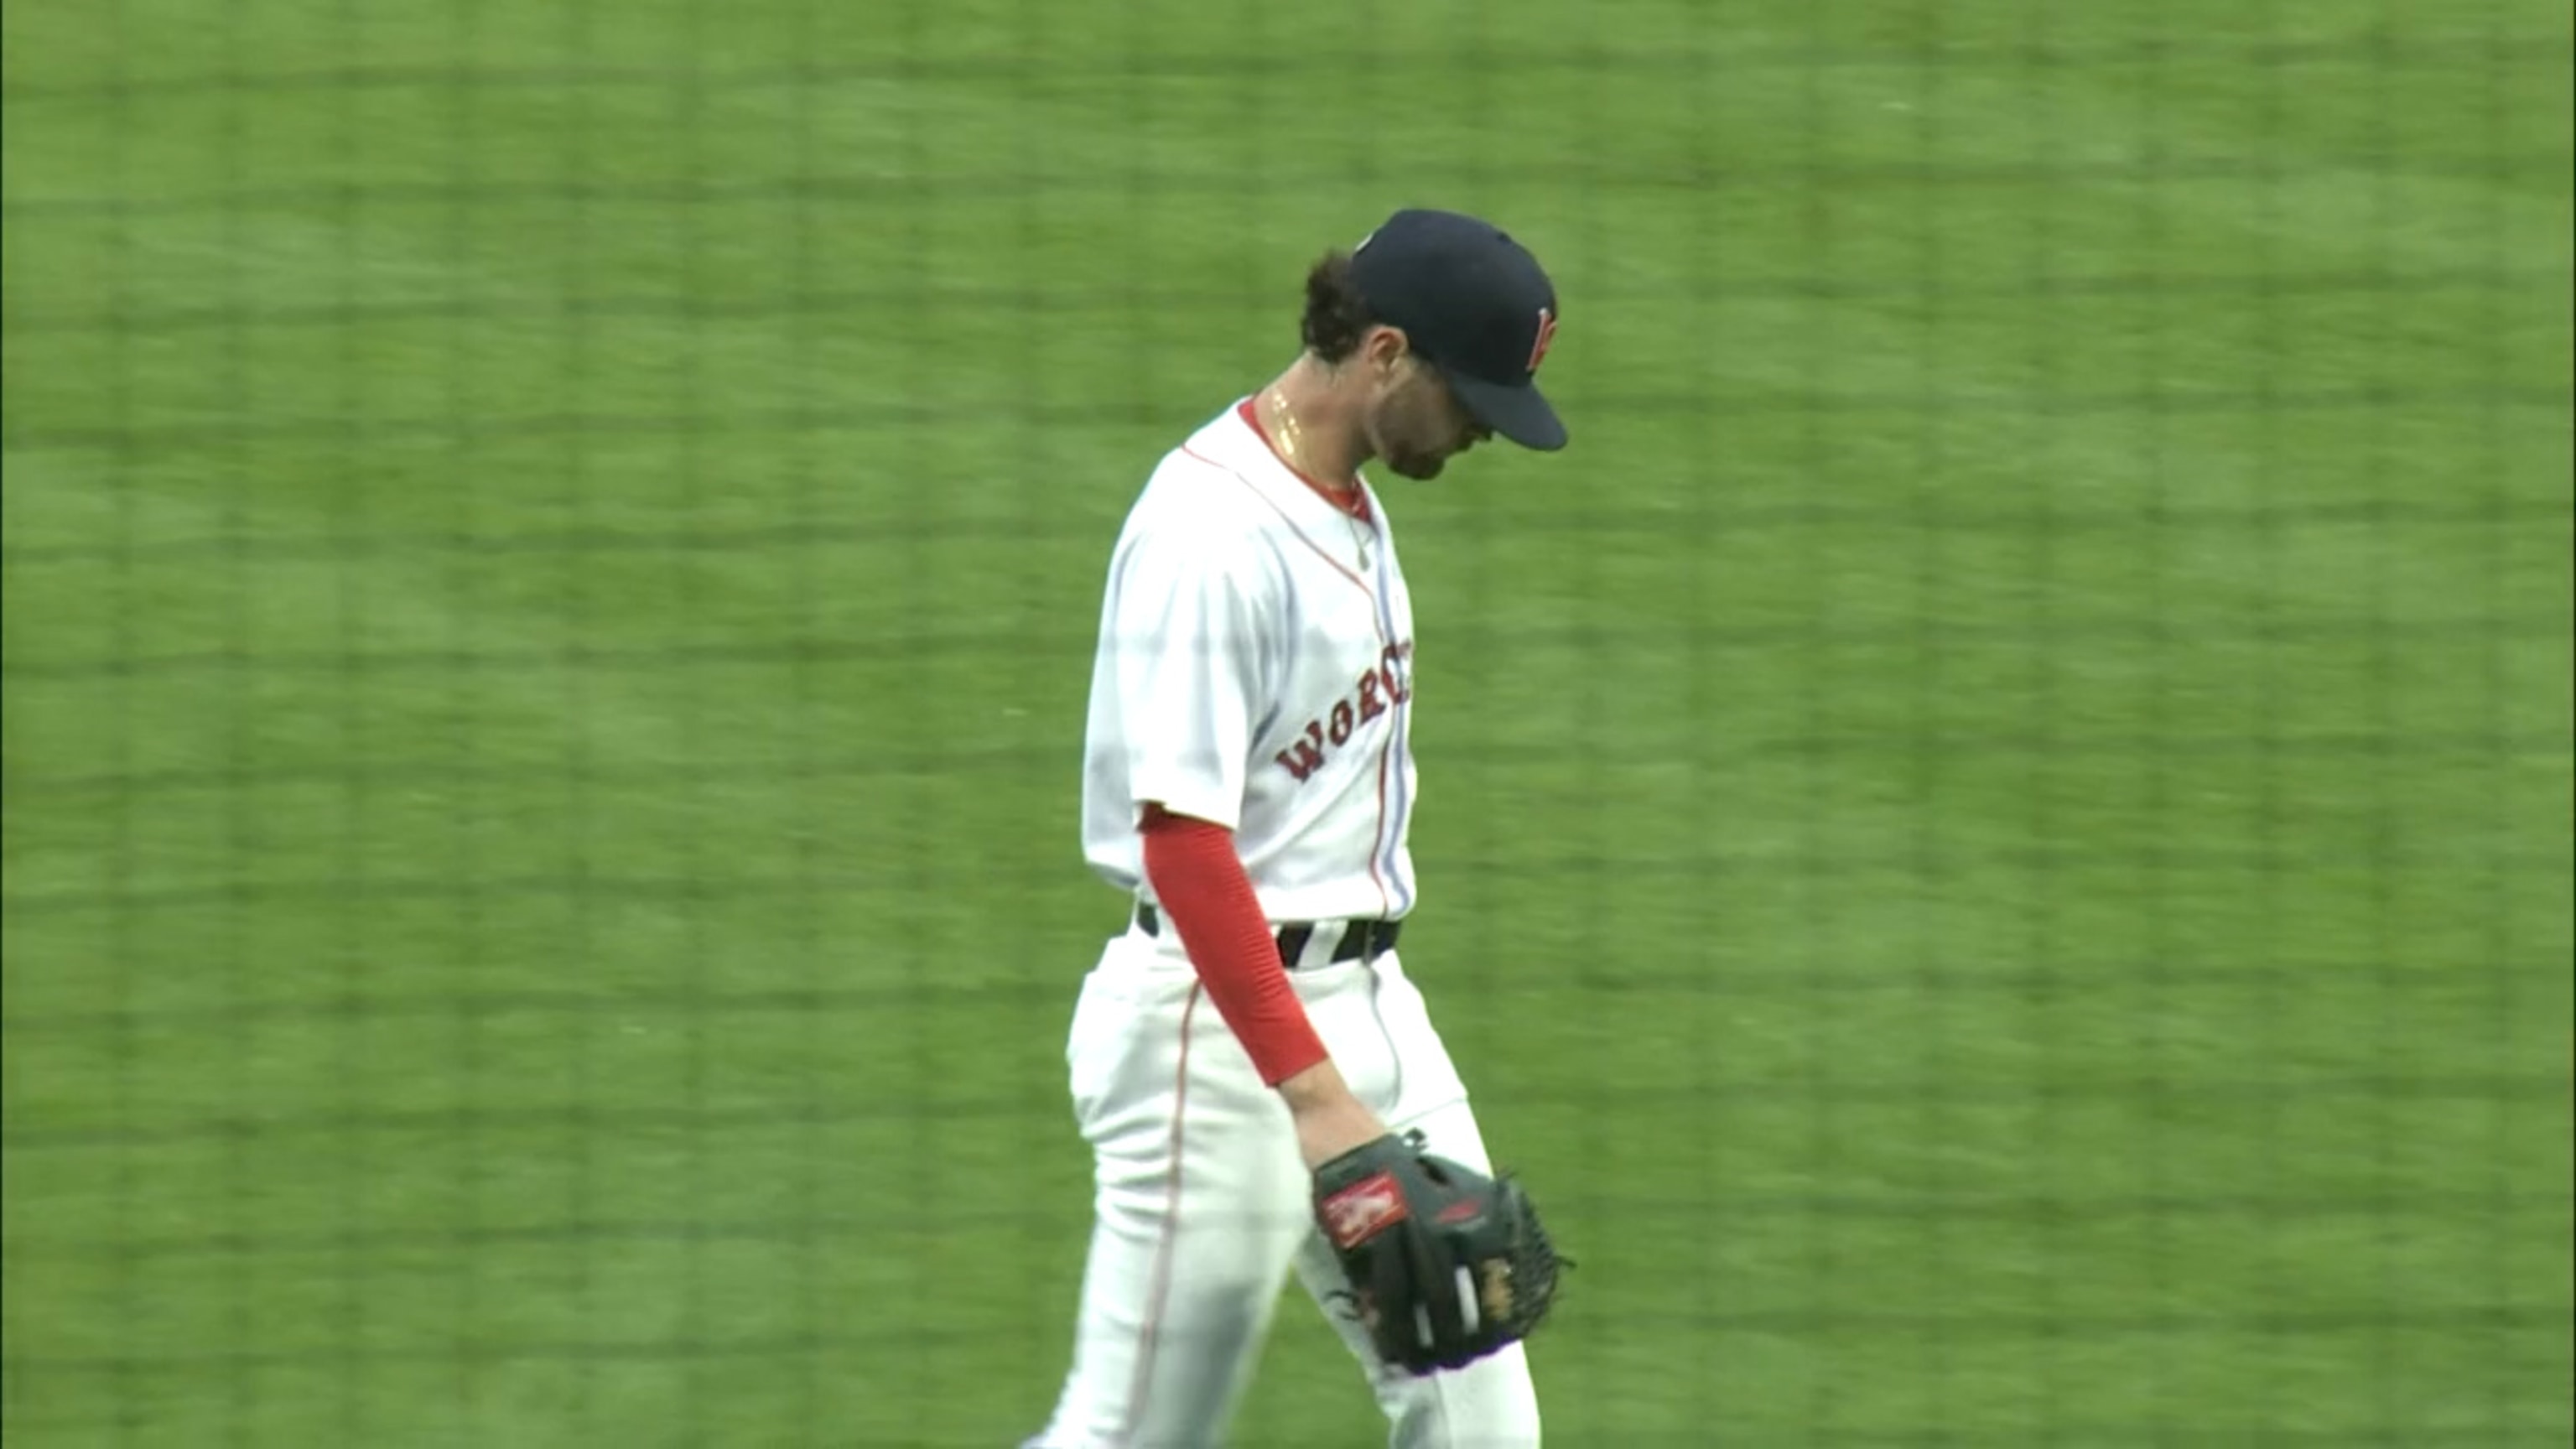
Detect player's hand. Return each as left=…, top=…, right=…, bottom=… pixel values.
left=1277, top=1060, right=1389, bottom=1170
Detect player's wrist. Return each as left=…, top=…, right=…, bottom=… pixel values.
left=1279, top=1061, right=1388, bottom=1167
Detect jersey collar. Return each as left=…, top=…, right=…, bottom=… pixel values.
left=1218, top=397, right=1384, bottom=532
left=1235, top=398, right=1373, bottom=522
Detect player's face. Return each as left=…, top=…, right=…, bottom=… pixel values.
left=1366, top=355, right=1490, bottom=481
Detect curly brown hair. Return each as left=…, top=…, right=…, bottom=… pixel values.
left=1298, top=251, right=1378, bottom=363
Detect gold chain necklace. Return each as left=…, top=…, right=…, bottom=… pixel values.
left=1265, top=389, right=1373, bottom=569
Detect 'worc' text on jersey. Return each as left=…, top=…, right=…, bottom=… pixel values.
left=1272, top=640, right=1415, bottom=783
left=1081, top=399, right=1421, bottom=925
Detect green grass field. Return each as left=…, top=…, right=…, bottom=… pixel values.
left=4, top=0, right=2572, bottom=1444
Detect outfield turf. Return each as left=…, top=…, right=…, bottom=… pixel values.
left=4, top=1, right=2573, bottom=1445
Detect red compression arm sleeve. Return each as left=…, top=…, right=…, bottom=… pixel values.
left=1139, top=806, right=1331, bottom=1086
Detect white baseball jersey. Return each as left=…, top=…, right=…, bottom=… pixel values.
left=1082, top=398, right=1420, bottom=925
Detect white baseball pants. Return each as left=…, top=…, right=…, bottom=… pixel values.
left=1025, top=920, right=1543, bottom=1449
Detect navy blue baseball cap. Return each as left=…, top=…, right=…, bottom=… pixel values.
left=1348, top=209, right=1567, bottom=452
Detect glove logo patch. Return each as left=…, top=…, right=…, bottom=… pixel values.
left=1319, top=1171, right=1410, bottom=1249
left=1478, top=1260, right=1517, bottom=1324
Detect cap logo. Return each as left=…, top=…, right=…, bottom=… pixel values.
left=1526, top=307, right=1559, bottom=374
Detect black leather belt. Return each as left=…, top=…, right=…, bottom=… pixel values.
left=1134, top=902, right=1402, bottom=969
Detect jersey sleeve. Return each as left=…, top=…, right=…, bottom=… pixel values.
left=1105, top=522, right=1277, bottom=832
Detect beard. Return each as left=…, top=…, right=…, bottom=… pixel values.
left=1384, top=447, right=1447, bottom=480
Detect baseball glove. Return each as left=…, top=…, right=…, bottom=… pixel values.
left=1310, top=1130, right=1565, bottom=1375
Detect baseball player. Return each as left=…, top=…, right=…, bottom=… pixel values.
left=1025, top=210, right=1568, bottom=1449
